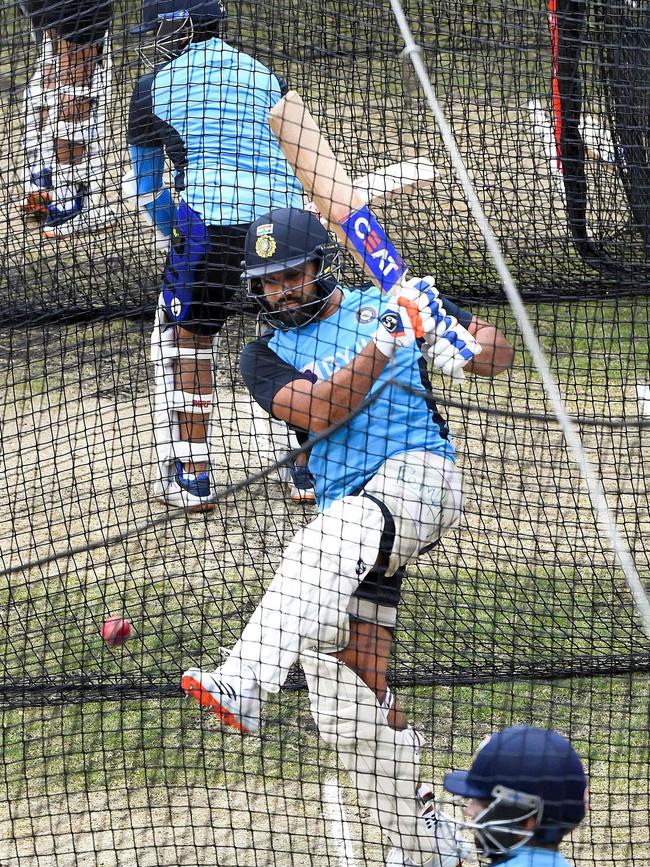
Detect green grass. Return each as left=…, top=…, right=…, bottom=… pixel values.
left=2, top=543, right=647, bottom=810
left=2, top=673, right=648, bottom=791
left=1, top=1, right=649, bottom=859
left=1, top=298, right=647, bottom=851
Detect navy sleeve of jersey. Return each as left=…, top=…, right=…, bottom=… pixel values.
left=127, top=74, right=162, bottom=147
left=127, top=72, right=188, bottom=189
left=440, top=296, right=473, bottom=329
left=274, top=73, right=290, bottom=96
left=240, top=333, right=309, bottom=416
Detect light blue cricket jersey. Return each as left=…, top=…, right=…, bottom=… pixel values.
left=266, top=287, right=455, bottom=511
left=151, top=38, right=302, bottom=224
left=501, top=846, right=573, bottom=867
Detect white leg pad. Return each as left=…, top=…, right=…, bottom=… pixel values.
left=150, top=297, right=218, bottom=493
left=23, top=72, right=46, bottom=169
left=220, top=495, right=387, bottom=691
left=22, top=38, right=55, bottom=179
left=51, top=93, right=95, bottom=145
left=301, top=651, right=463, bottom=867
left=80, top=36, right=111, bottom=200
left=44, top=36, right=110, bottom=193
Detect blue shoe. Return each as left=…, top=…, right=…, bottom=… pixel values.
left=175, top=461, right=211, bottom=498
left=288, top=463, right=316, bottom=504
left=43, top=198, right=116, bottom=239
left=43, top=191, right=85, bottom=231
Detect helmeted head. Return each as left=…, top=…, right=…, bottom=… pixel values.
left=132, top=0, right=226, bottom=67
left=443, top=726, right=587, bottom=860
left=242, top=208, right=341, bottom=330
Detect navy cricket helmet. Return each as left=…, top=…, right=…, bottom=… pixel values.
left=132, top=0, right=225, bottom=33
left=242, top=208, right=341, bottom=330
left=132, top=0, right=225, bottom=66
left=443, top=726, right=587, bottom=857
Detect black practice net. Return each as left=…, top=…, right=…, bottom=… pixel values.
left=0, top=0, right=648, bottom=865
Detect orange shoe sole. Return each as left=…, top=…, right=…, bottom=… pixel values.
left=290, top=495, right=316, bottom=504
left=181, top=674, right=250, bottom=733
left=181, top=500, right=217, bottom=514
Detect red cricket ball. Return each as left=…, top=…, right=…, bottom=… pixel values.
left=100, top=616, right=133, bottom=648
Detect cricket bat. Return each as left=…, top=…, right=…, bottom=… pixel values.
left=353, top=158, right=437, bottom=205
left=269, top=90, right=411, bottom=296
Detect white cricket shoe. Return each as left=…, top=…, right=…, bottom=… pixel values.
left=43, top=199, right=116, bottom=239
left=151, top=461, right=216, bottom=512
left=181, top=664, right=263, bottom=734
left=152, top=479, right=216, bottom=512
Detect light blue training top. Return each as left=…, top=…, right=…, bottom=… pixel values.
left=148, top=38, right=302, bottom=224
left=501, top=846, right=574, bottom=867
left=241, top=286, right=458, bottom=511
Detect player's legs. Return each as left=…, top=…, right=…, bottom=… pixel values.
left=181, top=493, right=389, bottom=720
left=175, top=326, right=215, bottom=475
left=320, top=455, right=464, bottom=865
left=181, top=450, right=463, bottom=722
left=150, top=211, right=249, bottom=509
left=18, top=1, right=114, bottom=233
left=301, top=644, right=466, bottom=867
left=150, top=300, right=218, bottom=511
left=42, top=31, right=115, bottom=237
left=19, top=4, right=54, bottom=217
left=335, top=620, right=406, bottom=729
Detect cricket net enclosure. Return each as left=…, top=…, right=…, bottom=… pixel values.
left=0, top=0, right=648, bottom=865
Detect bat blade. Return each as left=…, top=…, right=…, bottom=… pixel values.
left=353, top=158, right=438, bottom=204
left=269, top=91, right=409, bottom=294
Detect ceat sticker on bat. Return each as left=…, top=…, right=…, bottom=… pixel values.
left=339, top=204, right=407, bottom=293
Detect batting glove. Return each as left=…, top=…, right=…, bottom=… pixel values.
left=372, top=298, right=420, bottom=357
left=395, top=276, right=482, bottom=380
left=373, top=275, right=444, bottom=357
left=422, top=316, right=482, bottom=380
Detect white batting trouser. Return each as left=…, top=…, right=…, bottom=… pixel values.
left=301, top=651, right=464, bottom=867
left=220, top=451, right=463, bottom=692
left=23, top=31, right=111, bottom=202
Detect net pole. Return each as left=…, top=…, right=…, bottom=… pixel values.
left=388, top=0, right=650, bottom=640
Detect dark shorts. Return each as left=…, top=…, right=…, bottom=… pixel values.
left=161, top=202, right=251, bottom=336
left=21, top=0, right=112, bottom=45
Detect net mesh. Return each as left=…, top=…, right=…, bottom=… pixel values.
left=0, top=0, right=648, bottom=865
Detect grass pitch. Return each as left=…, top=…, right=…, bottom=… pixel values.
left=1, top=297, right=649, bottom=865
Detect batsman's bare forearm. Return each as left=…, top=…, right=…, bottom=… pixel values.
left=271, top=340, right=390, bottom=433
left=463, top=316, right=514, bottom=377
